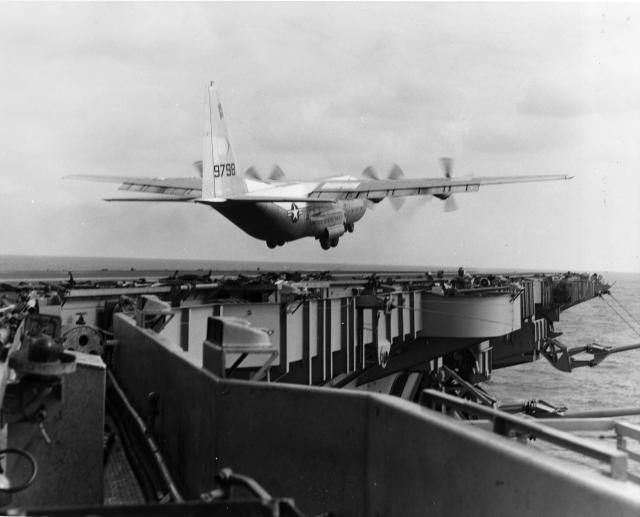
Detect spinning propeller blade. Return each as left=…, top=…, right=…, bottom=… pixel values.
left=439, top=157, right=458, bottom=212
left=388, top=164, right=406, bottom=211
left=244, top=166, right=262, bottom=180
left=444, top=196, right=459, bottom=212
left=269, top=165, right=286, bottom=181
left=362, top=165, right=379, bottom=181
left=440, top=157, right=453, bottom=178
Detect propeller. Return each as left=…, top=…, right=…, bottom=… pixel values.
left=361, top=166, right=383, bottom=209
left=361, top=165, right=379, bottom=181
left=193, top=160, right=203, bottom=177
left=388, top=164, right=406, bottom=211
left=440, top=157, right=453, bottom=179
left=244, top=166, right=262, bottom=181
left=361, top=165, right=408, bottom=211
left=438, top=156, right=458, bottom=212
left=444, top=196, right=458, bottom=212
left=269, top=165, right=286, bottom=181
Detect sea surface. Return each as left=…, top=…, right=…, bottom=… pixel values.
left=486, top=271, right=640, bottom=473
left=0, top=254, right=571, bottom=279
left=487, top=271, right=640, bottom=415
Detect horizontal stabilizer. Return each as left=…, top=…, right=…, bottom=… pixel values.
left=226, top=194, right=334, bottom=204
left=65, top=174, right=201, bottom=197
left=65, top=174, right=143, bottom=183
left=104, top=196, right=198, bottom=202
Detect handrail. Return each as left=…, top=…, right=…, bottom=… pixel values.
left=420, top=389, right=629, bottom=481
left=615, top=422, right=640, bottom=467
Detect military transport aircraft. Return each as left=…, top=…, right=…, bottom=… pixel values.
left=67, top=82, right=571, bottom=250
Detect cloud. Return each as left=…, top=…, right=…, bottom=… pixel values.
left=0, top=3, right=639, bottom=271
left=518, top=82, right=592, bottom=119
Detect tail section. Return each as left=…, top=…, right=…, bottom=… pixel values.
left=202, top=81, right=248, bottom=199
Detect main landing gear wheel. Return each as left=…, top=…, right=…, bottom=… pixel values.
left=320, top=238, right=339, bottom=249
left=345, top=223, right=354, bottom=233
left=267, top=241, right=277, bottom=249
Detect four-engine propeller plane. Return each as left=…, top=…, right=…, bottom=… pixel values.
left=67, top=82, right=572, bottom=250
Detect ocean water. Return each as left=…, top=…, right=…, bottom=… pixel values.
left=487, top=272, right=640, bottom=414
left=0, top=254, right=451, bottom=279
left=484, top=272, right=640, bottom=474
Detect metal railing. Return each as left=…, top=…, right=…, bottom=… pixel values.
left=420, top=389, right=629, bottom=481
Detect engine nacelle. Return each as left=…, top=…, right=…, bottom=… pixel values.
left=433, top=193, right=451, bottom=200
left=313, top=209, right=347, bottom=249
left=323, top=224, right=346, bottom=241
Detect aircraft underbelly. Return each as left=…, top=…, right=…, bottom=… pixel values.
left=213, top=203, right=315, bottom=241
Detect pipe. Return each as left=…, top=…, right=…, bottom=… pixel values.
left=215, top=468, right=273, bottom=503
left=107, top=370, right=183, bottom=503
left=564, top=407, right=640, bottom=419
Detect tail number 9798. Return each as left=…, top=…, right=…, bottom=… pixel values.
left=213, top=163, right=236, bottom=178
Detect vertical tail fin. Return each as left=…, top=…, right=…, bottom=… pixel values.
left=202, top=81, right=247, bottom=199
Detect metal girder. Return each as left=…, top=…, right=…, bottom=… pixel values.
left=542, top=338, right=640, bottom=373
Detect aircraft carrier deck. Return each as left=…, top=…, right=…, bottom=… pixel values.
left=1, top=265, right=640, bottom=516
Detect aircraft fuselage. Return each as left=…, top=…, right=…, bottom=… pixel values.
left=213, top=199, right=367, bottom=249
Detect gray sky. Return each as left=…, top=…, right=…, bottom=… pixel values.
left=1, top=2, right=638, bottom=272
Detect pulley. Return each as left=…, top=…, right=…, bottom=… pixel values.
left=63, top=325, right=104, bottom=355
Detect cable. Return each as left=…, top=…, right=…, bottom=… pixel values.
left=599, top=295, right=640, bottom=338
left=608, top=293, right=640, bottom=329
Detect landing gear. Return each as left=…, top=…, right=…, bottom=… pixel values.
left=266, top=240, right=286, bottom=249
left=345, top=223, right=354, bottom=233
left=320, top=237, right=339, bottom=250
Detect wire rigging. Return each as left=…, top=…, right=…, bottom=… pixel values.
left=608, top=292, right=640, bottom=329
left=599, top=294, right=640, bottom=338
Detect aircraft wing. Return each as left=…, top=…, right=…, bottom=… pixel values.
left=307, top=174, right=572, bottom=201
left=66, top=174, right=331, bottom=204
left=65, top=175, right=202, bottom=197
